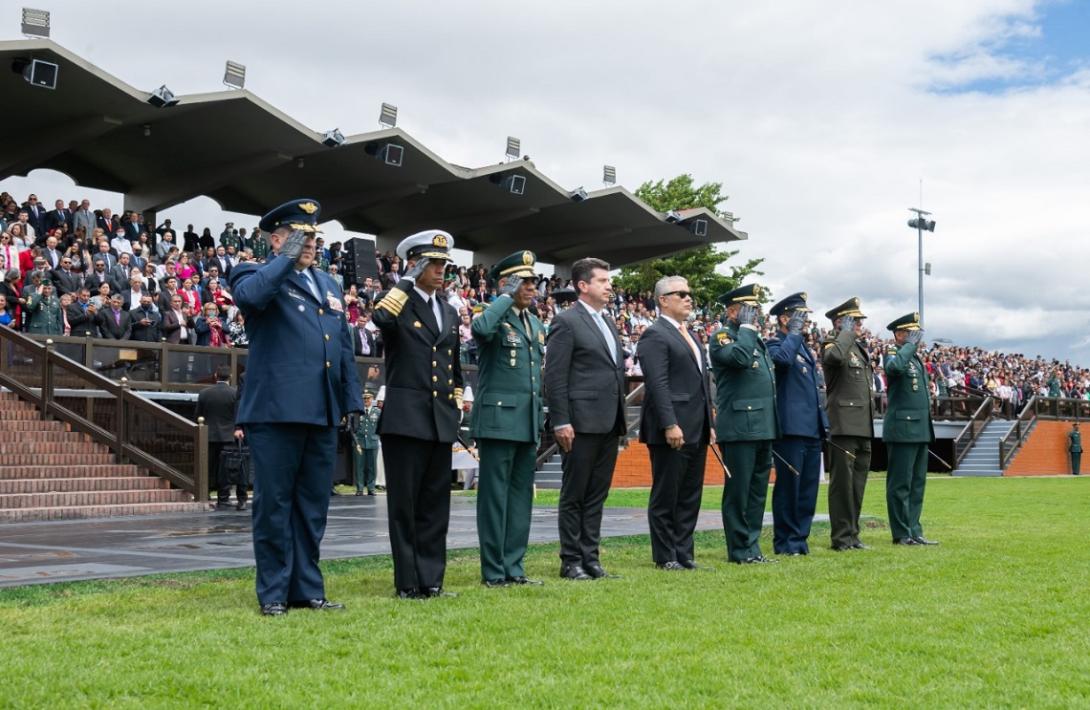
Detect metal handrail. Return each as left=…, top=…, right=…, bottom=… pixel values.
left=0, top=327, right=208, bottom=499
left=952, top=396, right=993, bottom=466
left=998, top=396, right=1038, bottom=470
left=534, top=380, right=646, bottom=470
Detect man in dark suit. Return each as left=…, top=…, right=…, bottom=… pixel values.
left=51, top=256, right=83, bottom=297
left=351, top=314, right=376, bottom=357
left=372, top=230, right=463, bottom=599
left=544, top=257, right=626, bottom=581
left=65, top=288, right=99, bottom=338
left=96, top=208, right=116, bottom=238
left=85, top=259, right=112, bottom=294
left=96, top=293, right=132, bottom=340
left=767, top=292, right=828, bottom=556
left=161, top=294, right=194, bottom=345
left=45, top=199, right=72, bottom=234
left=22, top=195, right=45, bottom=235
left=197, top=367, right=246, bottom=510
left=636, top=275, right=713, bottom=570
left=230, top=198, right=364, bottom=616
left=128, top=294, right=161, bottom=342
left=109, top=253, right=134, bottom=294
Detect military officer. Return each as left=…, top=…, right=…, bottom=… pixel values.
left=470, top=251, right=546, bottom=587
left=883, top=312, right=938, bottom=546
left=352, top=390, right=381, bottom=495
left=709, top=283, right=781, bottom=564
left=821, top=297, right=875, bottom=551
left=229, top=198, right=365, bottom=616
left=1069, top=422, right=1082, bottom=475
left=767, top=292, right=828, bottom=556
left=372, top=230, right=464, bottom=599
left=252, top=231, right=270, bottom=261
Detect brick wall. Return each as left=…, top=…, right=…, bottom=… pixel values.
left=1005, top=420, right=1081, bottom=476
left=610, top=442, right=780, bottom=487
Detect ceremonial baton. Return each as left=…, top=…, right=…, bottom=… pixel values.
left=771, top=449, right=801, bottom=477
left=825, top=439, right=857, bottom=461
left=456, top=433, right=480, bottom=462
left=928, top=448, right=953, bottom=471
left=709, top=444, right=732, bottom=479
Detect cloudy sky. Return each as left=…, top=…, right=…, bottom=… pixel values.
left=3, top=0, right=1089, bottom=361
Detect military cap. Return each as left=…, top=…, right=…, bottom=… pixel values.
left=825, top=297, right=866, bottom=321
left=490, top=250, right=537, bottom=283
left=716, top=283, right=763, bottom=307
left=396, top=229, right=454, bottom=263
left=257, top=198, right=322, bottom=234
left=552, top=287, right=578, bottom=304
left=363, top=389, right=375, bottom=399
left=887, top=311, right=922, bottom=332
left=769, top=291, right=810, bottom=316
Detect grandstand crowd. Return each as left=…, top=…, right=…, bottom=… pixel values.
left=2, top=190, right=1088, bottom=415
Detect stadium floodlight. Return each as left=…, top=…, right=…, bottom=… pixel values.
left=223, top=60, right=246, bottom=89
left=664, top=210, right=682, bottom=224
left=907, top=207, right=936, bottom=328
left=379, top=102, right=398, bottom=128
left=322, top=128, right=346, bottom=147
left=569, top=187, right=588, bottom=202
left=21, top=8, right=50, bottom=38
left=925, top=262, right=932, bottom=276
left=603, top=165, right=616, bottom=186
left=147, top=85, right=178, bottom=108
left=505, top=136, right=521, bottom=161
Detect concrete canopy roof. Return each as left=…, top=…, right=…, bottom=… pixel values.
left=0, top=39, right=747, bottom=267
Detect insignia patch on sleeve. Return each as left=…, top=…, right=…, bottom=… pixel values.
left=716, top=332, right=730, bottom=345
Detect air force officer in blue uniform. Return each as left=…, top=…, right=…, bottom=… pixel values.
left=229, top=199, right=364, bottom=616
left=766, top=292, right=828, bottom=555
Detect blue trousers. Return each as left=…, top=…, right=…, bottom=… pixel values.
left=771, top=436, right=822, bottom=554
left=246, top=423, right=336, bottom=605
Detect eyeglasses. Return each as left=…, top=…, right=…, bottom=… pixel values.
left=663, top=290, right=693, bottom=299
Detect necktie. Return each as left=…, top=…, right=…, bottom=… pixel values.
left=427, top=297, right=440, bottom=330
left=520, top=311, right=531, bottom=333
left=301, top=269, right=320, bottom=301
left=595, top=311, right=617, bottom=362
left=678, top=324, right=702, bottom=369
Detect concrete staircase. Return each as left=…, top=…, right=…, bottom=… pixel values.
left=0, top=392, right=206, bottom=521
left=952, top=419, right=1009, bottom=477
left=535, top=406, right=643, bottom=490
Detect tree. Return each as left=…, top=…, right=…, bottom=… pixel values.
left=613, top=174, right=764, bottom=310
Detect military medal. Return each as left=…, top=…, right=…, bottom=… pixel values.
left=326, top=292, right=343, bottom=312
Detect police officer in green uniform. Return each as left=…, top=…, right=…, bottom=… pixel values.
left=470, top=251, right=546, bottom=587
left=822, top=297, right=875, bottom=551
left=1069, top=422, right=1082, bottom=475
left=709, top=283, right=781, bottom=564
left=252, top=232, right=270, bottom=261
left=352, top=390, right=381, bottom=495
left=221, top=227, right=241, bottom=251
left=883, top=312, right=939, bottom=546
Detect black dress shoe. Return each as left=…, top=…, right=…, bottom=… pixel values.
left=396, top=588, right=422, bottom=600
left=367, top=490, right=376, bottom=496
left=677, top=559, right=697, bottom=570
left=235, top=501, right=247, bottom=511
left=289, top=598, right=345, bottom=611
left=655, top=561, right=685, bottom=571
left=482, top=579, right=509, bottom=588
left=560, top=564, right=592, bottom=581
left=893, top=537, right=920, bottom=545
left=423, top=586, right=457, bottom=598
left=831, top=544, right=853, bottom=552
left=912, top=536, right=940, bottom=545
left=506, top=576, right=544, bottom=586
left=260, top=602, right=288, bottom=616
left=584, top=562, right=619, bottom=579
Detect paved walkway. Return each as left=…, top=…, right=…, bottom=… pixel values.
left=0, top=496, right=783, bottom=588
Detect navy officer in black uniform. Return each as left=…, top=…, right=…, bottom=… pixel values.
left=372, top=230, right=464, bottom=599
left=229, top=199, right=364, bottom=616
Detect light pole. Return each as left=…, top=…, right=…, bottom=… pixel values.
left=907, top=208, right=936, bottom=327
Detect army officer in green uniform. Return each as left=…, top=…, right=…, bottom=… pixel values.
left=1069, top=422, right=1082, bottom=475
left=352, top=390, right=381, bottom=496
left=883, top=312, right=939, bottom=546
left=471, top=251, right=546, bottom=586
left=709, top=283, right=781, bottom=564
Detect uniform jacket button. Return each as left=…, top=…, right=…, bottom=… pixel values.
left=432, top=391, right=437, bottom=397
left=324, top=334, right=330, bottom=341
left=318, top=308, right=324, bottom=315
left=325, top=361, right=331, bottom=368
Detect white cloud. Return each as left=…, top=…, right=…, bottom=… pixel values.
left=3, top=0, right=1089, bottom=359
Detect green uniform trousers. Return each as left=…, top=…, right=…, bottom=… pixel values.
left=719, top=440, right=773, bottom=561
left=886, top=442, right=928, bottom=541
left=352, top=447, right=377, bottom=493
left=476, top=439, right=536, bottom=582
left=1072, top=453, right=1081, bottom=476
left=828, top=435, right=871, bottom=548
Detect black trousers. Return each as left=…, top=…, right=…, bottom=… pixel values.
left=210, top=441, right=248, bottom=504
left=381, top=434, right=452, bottom=591
left=558, top=432, right=620, bottom=567
left=647, top=440, right=707, bottom=565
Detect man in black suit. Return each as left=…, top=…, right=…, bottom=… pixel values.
left=372, top=230, right=463, bottom=599
left=45, top=199, right=72, bottom=234
left=96, top=293, right=132, bottom=340
left=85, top=258, right=112, bottom=294
left=544, top=257, right=627, bottom=581
left=65, top=288, right=99, bottom=338
left=22, top=194, right=45, bottom=235
left=351, top=313, right=377, bottom=357
left=197, top=366, right=247, bottom=510
left=637, top=276, right=713, bottom=570
left=109, top=253, right=134, bottom=294
left=51, top=256, right=83, bottom=297
left=128, top=294, right=161, bottom=342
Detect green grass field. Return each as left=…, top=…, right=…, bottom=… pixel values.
left=3, top=477, right=1089, bottom=708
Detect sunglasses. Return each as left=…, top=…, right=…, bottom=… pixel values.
left=663, top=290, right=693, bottom=299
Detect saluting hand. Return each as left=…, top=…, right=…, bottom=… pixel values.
left=498, top=276, right=520, bottom=299
left=736, top=304, right=757, bottom=327
left=278, top=229, right=308, bottom=262
left=838, top=315, right=855, bottom=334
left=403, top=258, right=428, bottom=282
left=787, top=310, right=806, bottom=335
left=907, top=329, right=924, bottom=346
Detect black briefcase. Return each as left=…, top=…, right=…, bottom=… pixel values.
left=218, top=442, right=253, bottom=486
